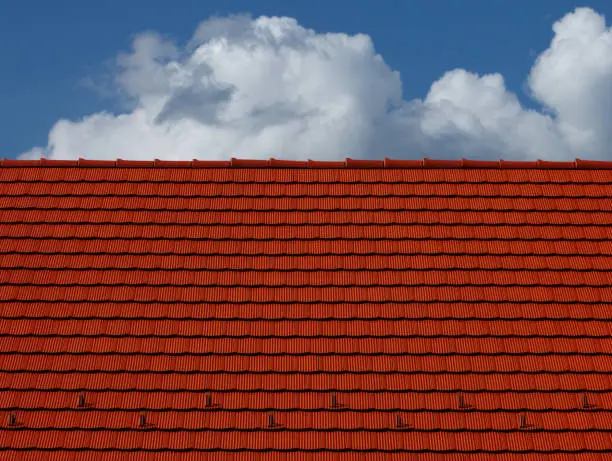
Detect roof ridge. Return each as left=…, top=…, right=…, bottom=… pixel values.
left=2, top=157, right=612, bottom=169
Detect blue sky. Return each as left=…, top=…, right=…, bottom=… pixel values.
left=2, top=1, right=612, bottom=160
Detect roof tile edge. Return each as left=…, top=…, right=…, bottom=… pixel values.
left=1, top=157, right=612, bottom=169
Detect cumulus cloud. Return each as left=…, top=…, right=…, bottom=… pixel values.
left=20, top=8, right=612, bottom=161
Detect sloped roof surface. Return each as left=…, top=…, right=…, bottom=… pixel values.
left=0, top=157, right=612, bottom=458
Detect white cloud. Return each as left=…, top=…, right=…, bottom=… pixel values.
left=20, top=8, right=612, bottom=161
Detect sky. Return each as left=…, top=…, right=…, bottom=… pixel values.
left=2, top=0, right=612, bottom=161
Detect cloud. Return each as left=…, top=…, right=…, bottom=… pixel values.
left=20, top=8, right=612, bottom=161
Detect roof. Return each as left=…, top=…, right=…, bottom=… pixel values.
left=0, top=156, right=611, bottom=458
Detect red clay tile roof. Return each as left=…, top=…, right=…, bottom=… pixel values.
left=0, top=157, right=612, bottom=458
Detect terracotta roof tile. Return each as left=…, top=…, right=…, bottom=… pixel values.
left=0, top=157, right=611, bottom=456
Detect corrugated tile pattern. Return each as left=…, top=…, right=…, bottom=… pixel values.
left=0, top=159, right=612, bottom=459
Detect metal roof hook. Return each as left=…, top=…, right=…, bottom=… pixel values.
left=582, top=393, right=591, bottom=409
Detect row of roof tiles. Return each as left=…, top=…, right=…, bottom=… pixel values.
left=0, top=409, right=604, bottom=430
left=0, top=390, right=605, bottom=406
left=1, top=373, right=609, bottom=391
left=4, top=197, right=612, bottom=210
left=2, top=303, right=610, bottom=321
left=2, top=432, right=612, bottom=453
left=0, top=454, right=548, bottom=461
left=3, top=158, right=612, bottom=169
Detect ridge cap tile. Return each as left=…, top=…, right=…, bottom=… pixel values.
left=1, top=157, right=612, bottom=168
